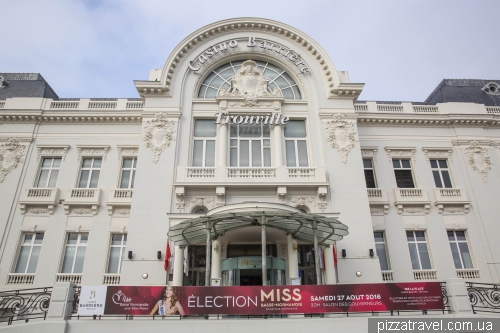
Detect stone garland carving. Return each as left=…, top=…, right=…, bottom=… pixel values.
left=114, top=208, right=131, bottom=215
left=403, top=206, right=425, bottom=214
left=465, top=141, right=492, bottom=183
left=26, top=206, right=49, bottom=214
left=70, top=208, right=93, bottom=215
left=370, top=207, right=384, bottom=215
left=143, top=113, right=176, bottom=164
left=187, top=197, right=214, bottom=212
left=443, top=206, right=465, bottom=214
left=325, top=114, right=358, bottom=164
left=287, top=197, right=315, bottom=207
left=0, top=138, right=25, bottom=182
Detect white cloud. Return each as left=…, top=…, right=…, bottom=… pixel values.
left=1, top=0, right=499, bottom=101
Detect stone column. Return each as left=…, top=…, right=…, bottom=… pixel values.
left=324, top=245, right=336, bottom=284
left=287, top=234, right=299, bottom=284
left=172, top=245, right=184, bottom=286
left=273, top=125, right=284, bottom=167
left=211, top=238, right=221, bottom=279
left=218, top=123, right=228, bottom=167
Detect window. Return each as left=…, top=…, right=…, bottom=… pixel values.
left=107, top=234, right=127, bottom=274
left=284, top=120, right=308, bottom=167
left=393, top=159, right=415, bottom=188
left=198, top=60, right=302, bottom=99
left=230, top=123, right=271, bottom=167
left=193, top=120, right=216, bottom=167
left=374, top=232, right=390, bottom=270
left=61, top=234, right=88, bottom=274
left=119, top=158, right=137, bottom=188
left=431, top=159, right=453, bottom=188
left=363, top=159, right=377, bottom=188
left=14, top=233, right=43, bottom=274
left=36, top=158, right=61, bottom=188
left=406, top=231, right=432, bottom=270
left=77, top=158, right=101, bottom=188
left=448, top=231, right=473, bottom=269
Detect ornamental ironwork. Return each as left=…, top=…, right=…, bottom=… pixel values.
left=467, top=282, right=500, bottom=314
left=0, top=287, right=51, bottom=324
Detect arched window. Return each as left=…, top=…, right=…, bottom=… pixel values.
left=198, top=60, right=302, bottom=99
left=193, top=208, right=207, bottom=214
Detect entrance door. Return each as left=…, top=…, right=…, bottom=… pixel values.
left=239, top=269, right=262, bottom=286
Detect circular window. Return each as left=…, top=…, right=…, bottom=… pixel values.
left=198, top=60, right=302, bottom=99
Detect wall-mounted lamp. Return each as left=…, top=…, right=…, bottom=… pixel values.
left=142, top=273, right=148, bottom=279
left=356, top=271, right=362, bottom=277
left=341, top=249, right=346, bottom=258
left=369, top=249, right=374, bottom=257
left=157, top=251, right=162, bottom=259
left=128, top=251, right=133, bottom=259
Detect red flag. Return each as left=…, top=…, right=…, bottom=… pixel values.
left=333, top=245, right=338, bottom=267
left=164, top=240, right=171, bottom=271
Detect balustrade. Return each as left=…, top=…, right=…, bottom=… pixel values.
left=413, top=270, right=437, bottom=280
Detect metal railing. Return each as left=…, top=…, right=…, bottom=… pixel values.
left=466, top=282, right=500, bottom=314
left=0, top=287, right=51, bottom=325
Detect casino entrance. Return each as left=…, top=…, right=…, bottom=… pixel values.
left=168, top=203, right=348, bottom=286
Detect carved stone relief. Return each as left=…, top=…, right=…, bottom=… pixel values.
left=0, top=138, right=25, bottom=182
left=465, top=141, right=492, bottom=183
left=26, top=206, right=49, bottom=214
left=325, top=114, right=358, bottom=164
left=443, top=206, right=465, bottom=214
left=286, top=197, right=315, bottom=209
left=70, top=207, right=93, bottom=215
left=385, top=147, right=416, bottom=164
left=143, top=113, right=176, bottom=163
left=114, top=208, right=131, bottom=215
left=186, top=197, right=215, bottom=213
left=421, top=148, right=453, bottom=164
left=37, top=146, right=69, bottom=162
left=117, top=146, right=138, bottom=161
left=77, top=146, right=109, bottom=162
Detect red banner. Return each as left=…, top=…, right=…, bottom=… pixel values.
left=103, top=282, right=444, bottom=315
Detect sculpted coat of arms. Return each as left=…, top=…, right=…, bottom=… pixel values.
left=0, top=138, right=25, bottom=182
left=219, top=60, right=280, bottom=106
left=325, top=114, right=358, bottom=164
left=142, top=113, right=176, bottom=163
left=465, top=141, right=492, bottom=183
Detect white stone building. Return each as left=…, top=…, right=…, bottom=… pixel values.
left=0, top=17, right=499, bottom=297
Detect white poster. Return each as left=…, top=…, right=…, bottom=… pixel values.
left=77, top=286, right=107, bottom=315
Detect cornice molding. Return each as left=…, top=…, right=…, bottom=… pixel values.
left=357, top=113, right=500, bottom=127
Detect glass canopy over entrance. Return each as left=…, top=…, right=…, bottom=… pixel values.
left=167, top=203, right=349, bottom=286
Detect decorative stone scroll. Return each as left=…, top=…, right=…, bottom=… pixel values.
left=421, top=147, right=453, bottom=164
left=36, top=145, right=70, bottom=162
left=0, top=138, right=26, bottom=182
left=143, top=113, right=176, bottom=164
left=385, top=147, right=416, bottom=164
left=117, top=146, right=138, bottom=161
left=325, top=114, right=358, bottom=164
left=361, top=146, right=378, bottom=163
left=76, top=145, right=109, bottom=163
left=465, top=141, right=492, bottom=183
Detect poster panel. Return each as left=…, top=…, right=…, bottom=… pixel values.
left=102, top=282, right=444, bottom=315
left=77, top=286, right=108, bottom=315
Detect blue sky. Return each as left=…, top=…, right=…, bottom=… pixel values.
left=2, top=0, right=499, bottom=101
